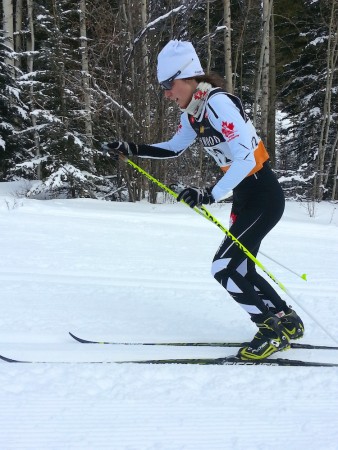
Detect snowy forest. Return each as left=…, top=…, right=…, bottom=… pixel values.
left=0, top=0, right=337, bottom=202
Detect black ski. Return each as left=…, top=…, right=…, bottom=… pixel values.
left=0, top=354, right=114, bottom=364
left=1, top=353, right=338, bottom=367
left=68, top=332, right=338, bottom=351
left=128, top=356, right=338, bottom=367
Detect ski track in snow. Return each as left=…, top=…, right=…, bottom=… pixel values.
left=1, top=365, right=338, bottom=450
left=1, top=181, right=338, bottom=449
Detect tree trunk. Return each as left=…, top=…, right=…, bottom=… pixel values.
left=267, top=2, right=276, bottom=166
left=3, top=0, right=14, bottom=67
left=328, top=129, right=338, bottom=200
left=253, top=0, right=273, bottom=139
left=79, top=0, right=93, bottom=149
left=27, top=0, right=42, bottom=180
left=223, top=0, right=233, bottom=93
left=233, top=0, right=251, bottom=93
left=51, top=0, right=66, bottom=121
left=206, top=1, right=212, bottom=72
left=260, top=0, right=272, bottom=145
left=140, top=0, right=150, bottom=142
left=332, top=137, right=338, bottom=200
left=316, top=0, right=338, bottom=200
left=15, top=0, right=23, bottom=68
left=120, top=0, right=136, bottom=202
left=140, top=0, right=156, bottom=203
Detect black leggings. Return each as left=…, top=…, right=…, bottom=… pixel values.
left=212, top=164, right=288, bottom=323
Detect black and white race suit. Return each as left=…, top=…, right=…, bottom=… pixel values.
left=134, top=88, right=288, bottom=320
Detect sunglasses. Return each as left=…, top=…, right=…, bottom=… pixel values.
left=160, top=58, right=194, bottom=90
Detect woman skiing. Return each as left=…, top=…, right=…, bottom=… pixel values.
left=103, top=40, right=304, bottom=360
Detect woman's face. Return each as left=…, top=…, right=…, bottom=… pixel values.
left=164, top=79, right=198, bottom=109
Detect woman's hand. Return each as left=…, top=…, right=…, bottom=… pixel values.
left=177, top=187, right=215, bottom=208
left=101, top=141, right=133, bottom=157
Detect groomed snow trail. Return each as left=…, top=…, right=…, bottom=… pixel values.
left=0, top=182, right=338, bottom=449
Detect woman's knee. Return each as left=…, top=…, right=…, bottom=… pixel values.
left=211, top=258, right=231, bottom=279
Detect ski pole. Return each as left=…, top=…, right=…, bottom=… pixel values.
left=121, top=155, right=299, bottom=300
left=258, top=251, right=307, bottom=281
left=169, top=187, right=307, bottom=281
left=179, top=193, right=307, bottom=281
left=120, top=157, right=338, bottom=346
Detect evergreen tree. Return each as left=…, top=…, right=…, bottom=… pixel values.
left=1, top=0, right=336, bottom=202
left=0, top=30, right=29, bottom=180
left=276, top=0, right=337, bottom=200
left=18, top=0, right=107, bottom=198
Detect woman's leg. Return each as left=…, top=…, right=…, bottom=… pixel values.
left=245, top=249, right=289, bottom=315
left=212, top=205, right=285, bottom=322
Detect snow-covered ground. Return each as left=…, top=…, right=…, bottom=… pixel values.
left=0, top=180, right=338, bottom=450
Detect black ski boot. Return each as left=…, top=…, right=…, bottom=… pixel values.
left=238, top=314, right=290, bottom=360
left=278, top=308, right=304, bottom=340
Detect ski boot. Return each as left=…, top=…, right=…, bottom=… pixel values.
left=278, top=307, right=304, bottom=340
left=238, top=314, right=290, bottom=360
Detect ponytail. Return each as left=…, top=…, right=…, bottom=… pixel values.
left=192, top=72, right=226, bottom=89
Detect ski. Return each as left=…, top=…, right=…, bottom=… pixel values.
left=128, top=356, right=338, bottom=367
left=0, top=354, right=118, bottom=364
left=1, top=353, right=338, bottom=367
left=68, top=332, right=338, bottom=351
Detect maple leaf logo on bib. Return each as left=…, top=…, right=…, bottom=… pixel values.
left=221, top=121, right=239, bottom=142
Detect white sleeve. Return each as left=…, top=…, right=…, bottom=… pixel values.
left=152, top=112, right=197, bottom=153
left=207, top=95, right=256, bottom=201
left=211, top=159, right=254, bottom=202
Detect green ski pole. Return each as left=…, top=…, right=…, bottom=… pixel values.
left=121, top=156, right=299, bottom=301
left=116, top=155, right=338, bottom=345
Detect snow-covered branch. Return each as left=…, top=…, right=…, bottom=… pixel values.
left=134, top=6, right=185, bottom=44
left=91, top=79, right=138, bottom=126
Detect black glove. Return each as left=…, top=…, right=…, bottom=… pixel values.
left=177, top=187, right=215, bottom=208
left=101, top=141, right=134, bottom=157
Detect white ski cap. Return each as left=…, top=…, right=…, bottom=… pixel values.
left=157, top=40, right=205, bottom=83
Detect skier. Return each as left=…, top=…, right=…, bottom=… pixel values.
left=102, top=40, right=304, bottom=360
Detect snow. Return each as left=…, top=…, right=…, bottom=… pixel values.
left=278, top=173, right=315, bottom=183
left=7, top=86, right=21, bottom=101
left=0, top=180, right=338, bottom=449
left=19, top=71, right=45, bottom=80
left=135, top=6, right=185, bottom=43
left=0, top=136, right=6, bottom=150
left=14, top=106, right=29, bottom=119
left=309, top=107, right=321, bottom=117
left=30, top=109, right=63, bottom=123
left=308, top=36, right=328, bottom=47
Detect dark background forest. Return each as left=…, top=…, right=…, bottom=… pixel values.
left=1, top=0, right=337, bottom=202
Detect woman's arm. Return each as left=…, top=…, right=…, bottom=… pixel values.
left=136, top=113, right=197, bottom=159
